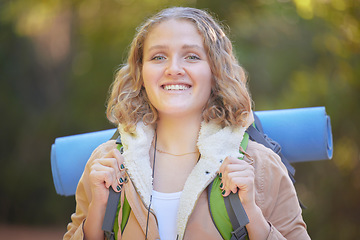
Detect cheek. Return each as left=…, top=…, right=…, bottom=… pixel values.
left=142, top=74, right=157, bottom=104
left=142, top=66, right=153, bottom=89
left=142, top=64, right=161, bottom=84
left=143, top=82, right=154, bottom=101
left=198, top=73, right=213, bottom=103
left=203, top=70, right=213, bottom=93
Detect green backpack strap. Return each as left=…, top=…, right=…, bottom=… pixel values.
left=113, top=187, right=131, bottom=239
left=106, top=131, right=250, bottom=240
left=112, top=143, right=131, bottom=240
left=208, top=131, right=250, bottom=240
left=102, top=134, right=131, bottom=240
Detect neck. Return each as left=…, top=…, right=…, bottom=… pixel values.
left=155, top=114, right=202, bottom=155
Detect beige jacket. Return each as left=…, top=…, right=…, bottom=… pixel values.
left=64, top=121, right=310, bottom=240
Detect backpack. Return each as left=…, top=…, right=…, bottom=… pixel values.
left=51, top=106, right=332, bottom=197
left=102, top=113, right=296, bottom=240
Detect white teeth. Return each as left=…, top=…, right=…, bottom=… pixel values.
left=164, top=84, right=189, bottom=90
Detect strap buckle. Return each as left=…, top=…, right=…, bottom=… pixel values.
left=231, top=226, right=248, bottom=240
left=104, top=231, right=116, bottom=240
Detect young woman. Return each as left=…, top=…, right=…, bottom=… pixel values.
left=64, top=7, right=310, bottom=240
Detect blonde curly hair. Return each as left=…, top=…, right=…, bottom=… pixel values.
left=106, top=7, right=252, bottom=133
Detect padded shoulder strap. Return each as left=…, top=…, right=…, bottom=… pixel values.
left=246, top=114, right=304, bottom=207
left=209, top=132, right=250, bottom=240
left=224, top=194, right=249, bottom=240
left=223, top=131, right=250, bottom=240
left=102, top=188, right=121, bottom=240
left=246, top=114, right=295, bottom=181
left=102, top=131, right=123, bottom=240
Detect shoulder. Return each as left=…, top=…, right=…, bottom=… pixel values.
left=246, top=140, right=288, bottom=176
left=76, top=140, right=118, bottom=197
left=81, top=140, right=118, bottom=174
left=87, top=140, right=118, bottom=163
left=78, top=139, right=119, bottom=177
left=246, top=140, right=294, bottom=210
left=245, top=143, right=309, bottom=238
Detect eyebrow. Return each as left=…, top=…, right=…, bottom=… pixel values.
left=146, top=45, right=169, bottom=52
left=182, top=44, right=205, bottom=52
left=146, top=44, right=205, bottom=53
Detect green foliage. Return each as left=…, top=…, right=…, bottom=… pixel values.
left=1, top=0, right=359, bottom=238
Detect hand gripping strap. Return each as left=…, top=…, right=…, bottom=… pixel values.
left=208, top=132, right=250, bottom=240
left=102, top=132, right=122, bottom=240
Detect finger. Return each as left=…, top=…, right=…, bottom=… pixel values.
left=108, top=150, right=126, bottom=186
left=229, top=175, right=253, bottom=190
left=219, top=156, right=231, bottom=173
left=96, top=156, right=124, bottom=180
left=91, top=164, right=122, bottom=192
left=223, top=167, right=254, bottom=186
left=96, top=157, right=118, bottom=169
left=101, top=150, right=126, bottom=191
left=219, top=174, right=240, bottom=197
left=220, top=161, right=252, bottom=186
left=103, top=149, right=124, bottom=170
left=114, top=149, right=126, bottom=172
left=221, top=189, right=232, bottom=197
left=221, top=180, right=239, bottom=195
left=219, top=156, right=242, bottom=173
left=220, top=167, right=254, bottom=193
left=223, top=162, right=252, bottom=176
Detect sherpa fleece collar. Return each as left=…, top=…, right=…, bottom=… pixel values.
left=117, top=114, right=254, bottom=239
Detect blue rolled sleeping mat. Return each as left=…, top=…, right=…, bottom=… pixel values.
left=51, top=106, right=333, bottom=196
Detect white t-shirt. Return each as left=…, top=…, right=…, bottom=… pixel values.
left=152, top=190, right=182, bottom=240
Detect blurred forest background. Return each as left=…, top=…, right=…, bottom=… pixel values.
left=0, top=0, right=359, bottom=239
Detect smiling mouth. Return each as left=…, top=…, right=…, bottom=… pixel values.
left=162, top=84, right=190, bottom=91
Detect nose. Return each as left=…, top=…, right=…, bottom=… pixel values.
left=165, top=58, right=185, bottom=77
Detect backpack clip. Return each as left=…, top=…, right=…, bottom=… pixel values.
left=231, top=226, right=248, bottom=240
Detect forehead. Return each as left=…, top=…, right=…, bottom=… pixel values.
left=143, top=19, right=204, bottom=49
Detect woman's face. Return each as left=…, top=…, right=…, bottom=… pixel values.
left=142, top=19, right=212, bottom=119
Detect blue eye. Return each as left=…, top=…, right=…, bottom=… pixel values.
left=152, top=55, right=165, bottom=61
left=186, top=55, right=200, bottom=60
